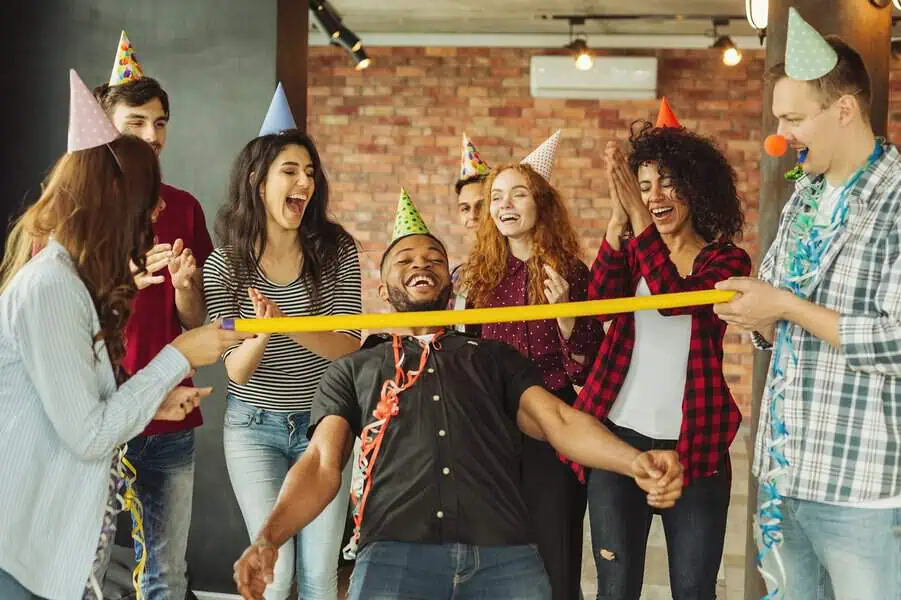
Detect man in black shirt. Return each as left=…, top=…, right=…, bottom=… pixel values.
left=234, top=198, right=683, bottom=600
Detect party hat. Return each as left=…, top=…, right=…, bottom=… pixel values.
left=521, top=130, right=561, bottom=181
left=785, top=7, right=837, bottom=81
left=391, top=188, right=431, bottom=243
left=109, top=31, right=145, bottom=87
left=259, top=82, right=297, bottom=136
left=655, top=97, right=681, bottom=129
left=68, top=69, right=120, bottom=153
left=459, top=133, right=491, bottom=181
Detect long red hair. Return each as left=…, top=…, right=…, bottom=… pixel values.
left=462, top=163, right=582, bottom=308
left=0, top=135, right=160, bottom=369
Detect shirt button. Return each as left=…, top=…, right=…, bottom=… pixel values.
left=442, top=467, right=450, bottom=475
left=432, top=395, right=440, bottom=402
left=436, top=510, right=444, bottom=519
left=428, top=368, right=435, bottom=374
left=438, top=429, right=446, bottom=437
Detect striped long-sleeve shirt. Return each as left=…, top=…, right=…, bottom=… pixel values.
left=203, top=236, right=362, bottom=412
left=0, top=241, right=190, bottom=599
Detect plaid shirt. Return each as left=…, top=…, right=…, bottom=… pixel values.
left=753, top=142, right=901, bottom=503
left=571, top=225, right=751, bottom=485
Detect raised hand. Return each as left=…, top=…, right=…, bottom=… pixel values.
left=169, top=238, right=197, bottom=292
left=248, top=288, right=284, bottom=319
left=543, top=265, right=570, bottom=305
left=131, top=243, right=172, bottom=290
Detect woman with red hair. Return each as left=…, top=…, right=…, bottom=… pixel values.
left=461, top=135, right=602, bottom=600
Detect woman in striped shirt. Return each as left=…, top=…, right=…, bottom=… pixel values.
left=203, top=130, right=361, bottom=600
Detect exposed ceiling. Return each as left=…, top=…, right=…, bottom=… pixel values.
left=328, top=1, right=762, bottom=37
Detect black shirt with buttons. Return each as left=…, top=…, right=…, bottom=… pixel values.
left=308, top=331, right=546, bottom=549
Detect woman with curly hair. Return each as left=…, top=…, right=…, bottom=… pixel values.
left=573, top=113, right=751, bottom=599
left=462, top=133, right=602, bottom=600
left=203, top=124, right=361, bottom=599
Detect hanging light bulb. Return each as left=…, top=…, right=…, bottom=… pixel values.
left=722, top=45, right=743, bottom=66
left=566, top=39, right=593, bottom=71
left=745, top=0, right=768, bottom=30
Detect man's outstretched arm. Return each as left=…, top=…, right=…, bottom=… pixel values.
left=517, top=385, right=683, bottom=508
left=234, top=415, right=352, bottom=599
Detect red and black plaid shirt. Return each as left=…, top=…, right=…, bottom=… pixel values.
left=570, top=225, right=751, bottom=485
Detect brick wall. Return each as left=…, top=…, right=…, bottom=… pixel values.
left=307, top=45, right=901, bottom=416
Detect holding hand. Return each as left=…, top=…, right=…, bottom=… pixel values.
left=630, top=450, right=684, bottom=509
left=131, top=243, right=172, bottom=290
left=234, top=539, right=279, bottom=600
left=154, top=385, right=213, bottom=421
left=713, top=278, right=792, bottom=332
left=170, top=320, right=256, bottom=368
left=169, top=238, right=197, bottom=292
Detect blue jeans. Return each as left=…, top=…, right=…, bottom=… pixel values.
left=224, top=396, right=350, bottom=600
left=125, top=429, right=195, bottom=600
left=586, top=423, right=729, bottom=600
left=758, top=488, right=901, bottom=600
left=0, top=569, right=48, bottom=600
left=348, top=542, right=551, bottom=600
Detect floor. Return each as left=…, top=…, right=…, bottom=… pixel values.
left=579, top=427, right=751, bottom=600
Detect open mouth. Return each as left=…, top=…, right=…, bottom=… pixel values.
left=498, top=213, right=520, bottom=224
left=650, top=207, right=674, bottom=219
left=286, top=194, right=307, bottom=215
left=405, top=273, right=437, bottom=289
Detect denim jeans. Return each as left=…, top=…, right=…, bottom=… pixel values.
left=224, top=396, right=350, bottom=600
left=125, top=429, right=196, bottom=600
left=586, top=423, right=730, bottom=600
left=758, top=487, right=901, bottom=600
left=0, top=569, right=48, bottom=600
left=348, top=541, right=551, bottom=600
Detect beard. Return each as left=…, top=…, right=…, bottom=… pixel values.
left=386, top=282, right=453, bottom=313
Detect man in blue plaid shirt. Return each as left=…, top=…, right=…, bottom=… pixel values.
left=715, top=9, right=901, bottom=600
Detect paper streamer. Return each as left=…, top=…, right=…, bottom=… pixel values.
left=222, top=289, right=736, bottom=333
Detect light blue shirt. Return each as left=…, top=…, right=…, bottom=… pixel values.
left=0, top=241, right=190, bottom=599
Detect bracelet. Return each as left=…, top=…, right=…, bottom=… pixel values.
left=751, top=330, right=773, bottom=350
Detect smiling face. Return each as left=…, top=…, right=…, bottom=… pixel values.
left=258, top=144, right=315, bottom=233
left=110, top=98, right=168, bottom=155
left=637, top=161, right=693, bottom=237
left=489, top=168, right=538, bottom=241
left=379, top=234, right=452, bottom=313
left=457, top=181, right=484, bottom=232
left=772, top=77, right=842, bottom=177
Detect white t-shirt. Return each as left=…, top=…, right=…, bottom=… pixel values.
left=607, top=277, right=692, bottom=440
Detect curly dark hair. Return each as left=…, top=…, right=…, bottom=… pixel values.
left=215, top=130, right=354, bottom=311
left=628, top=122, right=744, bottom=243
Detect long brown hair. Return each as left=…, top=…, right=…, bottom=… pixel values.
left=0, top=135, right=160, bottom=368
left=463, top=163, right=582, bottom=308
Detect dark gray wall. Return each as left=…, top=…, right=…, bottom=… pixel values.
left=2, top=0, right=278, bottom=592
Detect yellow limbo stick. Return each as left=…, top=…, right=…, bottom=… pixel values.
left=222, top=289, right=735, bottom=334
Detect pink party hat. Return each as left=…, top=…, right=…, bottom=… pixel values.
left=68, top=69, right=119, bottom=153
left=459, top=133, right=490, bottom=180
left=521, top=130, right=561, bottom=181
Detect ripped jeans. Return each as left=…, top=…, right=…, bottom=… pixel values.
left=585, top=423, right=729, bottom=600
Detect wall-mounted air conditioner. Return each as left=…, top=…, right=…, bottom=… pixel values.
left=530, top=55, right=658, bottom=100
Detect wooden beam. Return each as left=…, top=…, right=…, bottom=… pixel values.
left=276, top=0, right=309, bottom=133
left=745, top=2, right=893, bottom=599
